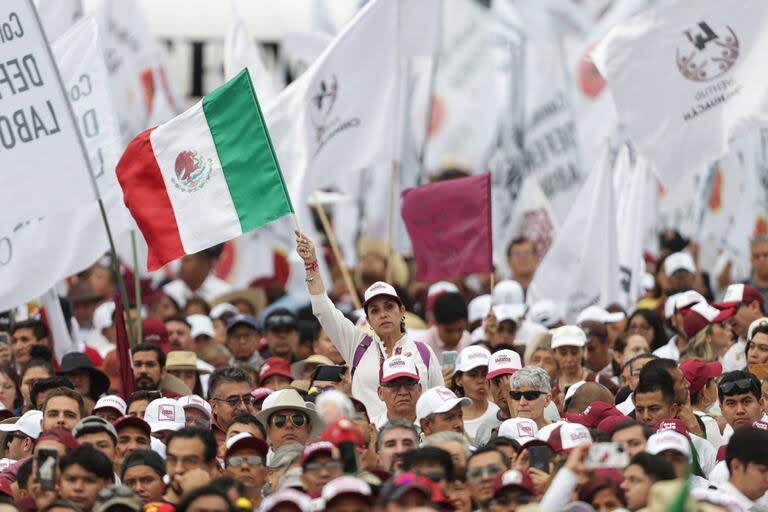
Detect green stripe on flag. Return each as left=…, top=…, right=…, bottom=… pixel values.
left=202, top=69, right=294, bottom=232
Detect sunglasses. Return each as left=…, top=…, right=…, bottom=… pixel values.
left=466, top=464, right=504, bottom=480
left=719, top=378, right=759, bottom=396
left=510, top=390, right=545, bottom=401
left=227, top=455, right=263, bottom=468
left=270, top=413, right=308, bottom=428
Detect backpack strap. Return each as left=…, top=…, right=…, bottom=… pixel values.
left=414, top=341, right=431, bottom=370
left=351, top=336, right=374, bottom=378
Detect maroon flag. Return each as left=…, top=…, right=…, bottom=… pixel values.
left=401, top=173, right=493, bottom=281
left=114, top=293, right=136, bottom=398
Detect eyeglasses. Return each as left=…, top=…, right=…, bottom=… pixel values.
left=719, top=378, right=759, bottom=396
left=227, top=455, right=264, bottom=468
left=466, top=464, right=504, bottom=480
left=213, top=394, right=255, bottom=407
left=510, top=390, right=545, bottom=401
left=270, top=413, right=308, bottom=428
left=380, top=380, right=418, bottom=390
left=304, top=460, right=343, bottom=473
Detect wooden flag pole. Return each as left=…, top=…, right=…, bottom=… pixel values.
left=386, top=160, right=398, bottom=283
left=312, top=196, right=363, bottom=311
left=130, top=231, right=143, bottom=346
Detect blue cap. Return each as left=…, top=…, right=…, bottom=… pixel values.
left=225, top=314, right=260, bottom=333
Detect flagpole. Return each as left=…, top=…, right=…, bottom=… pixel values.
left=386, top=160, right=398, bottom=283
left=130, top=231, right=143, bottom=346
left=311, top=195, right=363, bottom=311
left=28, top=1, right=135, bottom=347
left=417, top=53, right=440, bottom=187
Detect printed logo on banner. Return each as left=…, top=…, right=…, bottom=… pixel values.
left=676, top=22, right=739, bottom=82
left=308, top=74, right=360, bottom=156
left=172, top=150, right=214, bottom=193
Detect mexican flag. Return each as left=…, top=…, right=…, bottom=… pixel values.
left=116, top=69, right=294, bottom=270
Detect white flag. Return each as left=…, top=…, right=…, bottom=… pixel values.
left=0, top=0, right=95, bottom=224
left=36, top=0, right=82, bottom=42
left=593, top=0, right=768, bottom=189
left=0, top=16, right=129, bottom=312
left=615, top=145, right=656, bottom=310
left=224, top=2, right=278, bottom=104
left=528, top=145, right=620, bottom=320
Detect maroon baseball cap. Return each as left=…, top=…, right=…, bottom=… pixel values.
left=681, top=302, right=734, bottom=338
left=113, top=415, right=151, bottom=437
left=300, top=441, right=336, bottom=467
left=597, top=415, right=633, bottom=434
left=679, top=359, right=723, bottom=396
left=259, top=357, right=293, bottom=382
left=715, top=284, right=765, bottom=309
left=224, top=432, right=269, bottom=459
left=493, top=469, right=535, bottom=496
left=37, top=428, right=79, bottom=451
left=654, top=418, right=689, bottom=438
left=563, top=402, right=623, bottom=429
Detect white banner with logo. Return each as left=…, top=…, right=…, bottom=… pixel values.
left=0, top=0, right=96, bottom=224
left=593, top=0, right=768, bottom=189
left=0, top=15, right=129, bottom=312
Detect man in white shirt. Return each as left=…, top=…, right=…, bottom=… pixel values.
left=371, top=355, right=421, bottom=429
left=693, top=426, right=768, bottom=511
left=162, top=247, right=232, bottom=305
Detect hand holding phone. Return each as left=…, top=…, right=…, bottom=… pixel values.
left=527, top=445, right=552, bottom=473
left=583, top=442, right=629, bottom=469
left=36, top=448, right=58, bottom=492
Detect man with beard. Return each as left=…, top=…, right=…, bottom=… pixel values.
left=131, top=344, right=179, bottom=397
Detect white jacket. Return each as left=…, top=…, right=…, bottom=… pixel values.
left=310, top=293, right=444, bottom=419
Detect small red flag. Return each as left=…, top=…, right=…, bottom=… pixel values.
left=114, top=293, right=136, bottom=398
left=401, top=173, right=493, bottom=281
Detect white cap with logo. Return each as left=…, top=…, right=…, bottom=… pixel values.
left=363, top=282, right=401, bottom=308
left=177, top=395, right=212, bottom=419
left=92, top=395, right=127, bottom=416
left=455, top=346, right=491, bottom=373
left=487, top=349, right=522, bottom=379
left=550, top=325, right=587, bottom=349
left=380, top=355, right=419, bottom=383
left=0, top=410, right=42, bottom=439
left=416, top=386, right=471, bottom=421
left=498, top=417, right=538, bottom=444
left=144, top=398, right=186, bottom=433
left=645, top=430, right=692, bottom=460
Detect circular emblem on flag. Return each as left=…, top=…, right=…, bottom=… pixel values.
left=676, top=22, right=739, bottom=82
left=171, top=150, right=214, bottom=193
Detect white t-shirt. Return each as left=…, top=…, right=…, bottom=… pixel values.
left=722, top=339, right=747, bottom=372
left=463, top=402, right=500, bottom=441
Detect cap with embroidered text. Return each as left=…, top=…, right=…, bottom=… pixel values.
left=487, top=349, right=522, bottom=379
left=455, top=345, right=491, bottom=373
left=416, top=386, right=471, bottom=421
left=380, top=355, right=419, bottom=383
left=92, top=395, right=127, bottom=417
left=363, top=281, right=402, bottom=308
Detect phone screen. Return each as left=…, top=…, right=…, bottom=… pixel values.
left=442, top=351, right=458, bottom=368
left=528, top=445, right=551, bottom=473
left=583, top=442, right=630, bottom=469
left=36, top=448, right=58, bottom=491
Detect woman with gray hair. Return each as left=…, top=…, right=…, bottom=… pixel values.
left=509, top=366, right=553, bottom=429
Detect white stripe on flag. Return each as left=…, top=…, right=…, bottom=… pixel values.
left=149, top=102, right=242, bottom=254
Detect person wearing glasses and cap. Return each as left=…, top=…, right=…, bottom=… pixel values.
left=223, top=432, right=269, bottom=506
left=295, top=230, right=443, bottom=420
left=256, top=388, right=323, bottom=454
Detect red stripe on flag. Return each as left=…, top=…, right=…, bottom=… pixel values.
left=114, top=292, right=136, bottom=398
left=116, top=128, right=185, bottom=270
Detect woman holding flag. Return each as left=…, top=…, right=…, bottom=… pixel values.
left=295, top=230, right=444, bottom=420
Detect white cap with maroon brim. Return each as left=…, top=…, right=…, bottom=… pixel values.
left=416, top=386, right=471, bottom=421
left=380, top=355, right=419, bottom=383
left=260, top=489, right=313, bottom=512
left=716, top=283, right=766, bottom=309
left=487, top=349, right=522, bottom=379
left=321, top=476, right=374, bottom=506
left=177, top=395, right=212, bottom=419
left=363, top=281, right=401, bottom=308
left=93, top=395, right=127, bottom=416
left=645, top=430, right=692, bottom=461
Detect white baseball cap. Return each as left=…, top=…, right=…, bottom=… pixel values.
left=210, top=303, right=239, bottom=320
left=494, top=304, right=525, bottom=324
left=493, top=280, right=524, bottom=306
left=363, top=282, right=401, bottom=308
left=455, top=346, right=491, bottom=373
left=0, top=410, right=42, bottom=439
left=321, top=476, right=373, bottom=506
left=527, top=300, right=562, bottom=328
left=563, top=380, right=587, bottom=404
left=498, top=417, right=538, bottom=444
left=487, top=349, right=522, bottom=379
left=576, top=306, right=625, bottom=325
left=468, top=295, right=492, bottom=324
left=187, top=314, right=215, bottom=339
left=547, top=422, right=593, bottom=453
left=748, top=317, right=768, bottom=341
left=550, top=325, right=587, bottom=349
left=664, top=252, right=696, bottom=276
left=260, top=489, right=313, bottom=512
left=144, top=398, right=186, bottom=433
left=380, top=355, right=419, bottom=383
left=92, top=301, right=116, bottom=332
left=92, top=395, right=127, bottom=416
left=642, top=273, right=655, bottom=291
left=416, top=386, right=471, bottom=421
left=645, top=430, right=691, bottom=459
left=177, top=395, right=212, bottom=419
left=427, top=281, right=460, bottom=298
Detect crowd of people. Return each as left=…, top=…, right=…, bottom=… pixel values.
left=2, top=227, right=768, bottom=512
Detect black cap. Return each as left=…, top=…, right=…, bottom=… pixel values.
left=265, top=309, right=298, bottom=331
left=120, top=449, right=166, bottom=479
